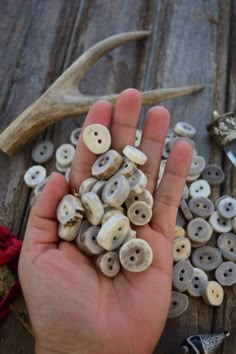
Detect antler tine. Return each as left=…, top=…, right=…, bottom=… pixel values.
left=51, top=31, right=150, bottom=90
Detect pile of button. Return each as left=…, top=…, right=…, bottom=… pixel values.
left=163, top=122, right=236, bottom=319
left=25, top=124, right=154, bottom=277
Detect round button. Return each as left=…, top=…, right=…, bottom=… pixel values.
left=127, top=201, right=152, bottom=226
left=209, top=211, right=232, bottom=233
left=70, top=127, right=82, bottom=146
left=119, top=157, right=137, bottom=178
left=80, top=226, right=104, bottom=256
left=92, top=150, right=123, bottom=180
left=96, top=251, right=120, bottom=277
left=189, top=179, right=211, bottom=198
left=201, top=281, right=224, bottom=306
left=215, top=261, right=236, bottom=286
left=187, top=217, right=213, bottom=245
left=83, top=124, right=111, bottom=154
left=119, top=239, right=153, bottom=272
left=179, top=199, right=193, bottom=221
left=172, top=260, right=194, bottom=292
left=102, top=173, right=130, bottom=208
left=56, top=144, right=75, bottom=167
left=192, top=246, right=222, bottom=271
left=174, top=121, right=196, bottom=138
left=122, top=145, right=147, bottom=165
left=217, top=196, right=236, bottom=219
left=32, top=140, right=54, bottom=164
left=187, top=267, right=208, bottom=298
left=174, top=226, right=186, bottom=238
left=57, top=194, right=84, bottom=225
left=24, top=165, right=47, bottom=188
left=129, top=169, right=147, bottom=194
left=125, top=189, right=153, bottom=209
left=201, top=164, right=225, bottom=185
left=188, top=197, right=214, bottom=218
left=188, top=156, right=206, bottom=175
left=81, top=192, right=104, bottom=226
left=173, top=237, right=191, bottom=262
left=217, top=233, right=236, bottom=262
left=168, top=291, right=189, bottom=318
left=79, top=177, right=97, bottom=197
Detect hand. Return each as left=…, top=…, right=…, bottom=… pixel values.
left=19, top=89, right=192, bottom=354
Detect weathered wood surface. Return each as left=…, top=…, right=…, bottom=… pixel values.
left=0, top=1, right=235, bottom=353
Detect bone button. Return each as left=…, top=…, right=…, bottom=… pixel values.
left=92, top=150, right=123, bottom=180
left=83, top=124, right=111, bottom=154
left=215, top=261, right=236, bottom=286
left=129, top=169, right=148, bottom=194
left=75, top=220, right=91, bottom=251
left=209, top=211, right=232, bottom=233
left=189, top=179, right=211, bottom=198
left=80, top=226, right=104, bottom=256
left=125, top=189, right=154, bottom=209
left=135, top=129, right=142, bottom=147
left=127, top=201, right=152, bottom=226
left=217, top=233, right=236, bottom=262
left=102, top=173, right=130, bottom=207
left=173, top=237, right=191, bottom=262
left=119, top=238, right=153, bottom=272
left=186, top=173, right=201, bottom=183
left=58, top=221, right=81, bottom=242
left=168, top=291, right=189, bottom=318
left=70, top=127, right=82, bottom=146
left=187, top=217, right=213, bottom=245
left=97, top=214, right=129, bottom=251
left=192, top=246, right=222, bottom=271
left=123, top=228, right=137, bottom=243
left=81, top=192, right=104, bottom=226
left=180, top=199, right=193, bottom=221
left=201, top=281, right=224, bottom=306
left=172, top=260, right=194, bottom=292
left=119, top=157, right=137, bottom=178
left=122, top=145, right=147, bottom=165
left=57, top=194, right=84, bottom=225
left=188, top=156, right=206, bottom=175
left=91, top=180, right=106, bottom=198
left=102, top=207, right=125, bottom=225
left=56, top=144, right=75, bottom=167
left=216, top=196, right=236, bottom=219
left=96, top=251, right=120, bottom=277
left=201, top=164, right=225, bottom=185
left=24, top=165, right=47, bottom=188
left=32, top=140, right=54, bottom=164
left=56, top=161, right=69, bottom=173
left=79, top=177, right=98, bottom=196
left=188, top=197, right=214, bottom=218
left=174, top=226, right=186, bottom=238
left=187, top=268, right=208, bottom=297
left=174, top=121, right=196, bottom=138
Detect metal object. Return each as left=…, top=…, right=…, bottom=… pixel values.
left=207, top=111, right=236, bottom=166
left=180, top=331, right=230, bottom=353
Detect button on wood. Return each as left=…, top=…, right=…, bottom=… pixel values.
left=192, top=246, right=222, bottom=271
left=188, top=196, right=214, bottom=218
left=24, top=165, right=47, bottom=188
left=32, top=140, right=54, bottom=164
left=168, top=291, right=189, bottom=318
left=189, top=179, right=211, bottom=198
left=174, top=121, right=196, bottom=138
left=173, top=237, right=191, bottom=262
left=201, top=281, right=224, bottom=306
left=201, top=164, right=225, bottom=185
left=187, top=217, right=213, bottom=245
left=172, top=260, right=194, bottom=292
left=83, top=124, right=111, bottom=154
left=215, top=261, right=236, bottom=286
left=187, top=267, right=208, bottom=297
left=217, top=196, right=236, bottom=219
left=119, top=238, right=153, bottom=272
left=217, top=233, right=236, bottom=262
left=127, top=201, right=152, bottom=226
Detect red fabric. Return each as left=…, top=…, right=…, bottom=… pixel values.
left=0, top=226, right=22, bottom=320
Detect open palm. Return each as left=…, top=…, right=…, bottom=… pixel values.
left=19, top=89, right=192, bottom=354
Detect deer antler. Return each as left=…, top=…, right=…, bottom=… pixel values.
left=0, top=31, right=203, bottom=155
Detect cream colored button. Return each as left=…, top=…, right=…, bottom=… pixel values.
left=209, top=211, right=232, bottom=233
left=174, top=226, right=186, bottom=238
left=83, top=124, right=111, bottom=154
left=24, top=165, right=47, bottom=188
left=189, top=179, right=211, bottom=198
left=125, top=189, right=153, bottom=209
left=122, top=145, right=147, bottom=165
left=32, top=140, right=54, bottom=164
left=135, top=129, right=142, bottom=147
left=168, top=291, right=189, bottom=318
left=79, top=177, right=98, bottom=197
left=81, top=192, right=104, bottom=226
left=187, top=218, right=213, bottom=245
left=91, top=180, right=106, bottom=198
left=57, top=194, right=84, bottom=225
left=127, top=201, right=152, bottom=226
left=201, top=281, right=224, bottom=306
left=102, top=173, right=130, bottom=207
left=129, top=169, right=147, bottom=194
left=119, top=157, right=137, bottom=178
left=174, top=122, right=196, bottom=138
left=101, top=207, right=125, bottom=225
left=119, top=239, right=153, bottom=272
left=56, top=144, right=75, bottom=167
left=96, top=251, right=120, bottom=277
left=80, top=226, right=104, bottom=256
left=92, top=150, right=123, bottom=180
left=58, top=220, right=81, bottom=242
left=97, top=214, right=129, bottom=251
left=173, top=237, right=191, bottom=262
left=187, top=268, right=208, bottom=297
left=70, top=127, right=82, bottom=146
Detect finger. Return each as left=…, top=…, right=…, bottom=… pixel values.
left=24, top=172, right=68, bottom=248
left=151, top=141, right=192, bottom=239
left=70, top=100, right=113, bottom=191
left=111, top=88, right=142, bottom=152
left=139, top=106, right=170, bottom=194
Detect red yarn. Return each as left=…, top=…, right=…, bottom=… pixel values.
left=0, top=226, right=22, bottom=320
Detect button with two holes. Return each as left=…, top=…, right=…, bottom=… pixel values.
left=217, top=233, right=236, bottom=262
left=201, top=164, right=225, bottom=185
left=172, top=260, right=194, bottom=292
left=192, top=246, right=222, bottom=271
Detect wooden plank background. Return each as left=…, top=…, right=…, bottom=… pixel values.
left=0, top=1, right=235, bottom=353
